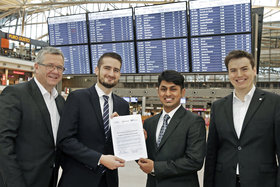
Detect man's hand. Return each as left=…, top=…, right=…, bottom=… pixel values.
left=110, top=112, right=119, bottom=118
left=137, top=158, right=154, bottom=174
left=100, top=155, right=125, bottom=170
left=143, top=129, right=147, bottom=140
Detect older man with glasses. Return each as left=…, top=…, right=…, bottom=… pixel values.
left=0, top=47, right=65, bottom=187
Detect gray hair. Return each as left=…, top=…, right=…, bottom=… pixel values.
left=35, top=47, right=64, bottom=64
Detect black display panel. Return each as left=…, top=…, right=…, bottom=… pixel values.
left=137, top=38, right=189, bottom=73
left=56, top=45, right=90, bottom=74
left=190, top=0, right=251, bottom=36
left=88, top=9, right=133, bottom=43
left=91, top=42, right=136, bottom=73
left=48, top=14, right=88, bottom=46
left=191, top=34, right=251, bottom=72
left=135, top=2, right=188, bottom=40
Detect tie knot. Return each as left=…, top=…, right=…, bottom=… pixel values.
left=103, top=95, right=109, bottom=102
left=163, top=114, right=170, bottom=122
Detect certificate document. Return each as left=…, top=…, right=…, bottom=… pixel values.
left=110, top=114, right=147, bottom=161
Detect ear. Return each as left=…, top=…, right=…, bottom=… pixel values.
left=181, top=88, right=186, bottom=97
left=34, top=63, right=39, bottom=71
left=94, top=66, right=99, bottom=75
left=253, top=67, right=257, bottom=76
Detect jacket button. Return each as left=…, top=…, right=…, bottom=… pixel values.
left=238, top=146, right=242, bottom=151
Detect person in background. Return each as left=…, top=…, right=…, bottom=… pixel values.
left=204, top=50, right=280, bottom=187
left=138, top=70, right=206, bottom=187
left=57, top=52, right=130, bottom=187
left=0, top=47, right=65, bottom=187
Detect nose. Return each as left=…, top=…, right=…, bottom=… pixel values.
left=165, top=89, right=171, bottom=96
left=237, top=70, right=242, bottom=77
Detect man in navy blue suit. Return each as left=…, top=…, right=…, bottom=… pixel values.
left=57, top=52, right=130, bottom=187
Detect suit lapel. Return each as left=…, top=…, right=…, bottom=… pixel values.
left=28, top=79, right=54, bottom=142
left=157, top=106, right=184, bottom=151
left=224, top=93, right=239, bottom=140
left=240, top=88, right=265, bottom=138
left=88, top=85, right=104, bottom=130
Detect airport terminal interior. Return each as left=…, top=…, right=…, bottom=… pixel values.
left=0, top=0, right=280, bottom=186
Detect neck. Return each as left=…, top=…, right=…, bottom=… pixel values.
left=235, top=85, right=253, bottom=101
left=97, top=82, right=112, bottom=95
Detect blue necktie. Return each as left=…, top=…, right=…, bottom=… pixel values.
left=157, top=114, right=170, bottom=147
left=103, top=95, right=110, bottom=140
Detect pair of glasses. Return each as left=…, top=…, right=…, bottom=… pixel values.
left=38, top=63, right=65, bottom=72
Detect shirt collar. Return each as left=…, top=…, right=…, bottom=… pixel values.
left=162, top=104, right=181, bottom=119
left=233, top=85, right=256, bottom=103
left=34, top=77, right=58, bottom=98
left=95, top=84, right=112, bottom=98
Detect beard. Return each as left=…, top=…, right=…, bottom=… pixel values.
left=99, top=77, right=118, bottom=88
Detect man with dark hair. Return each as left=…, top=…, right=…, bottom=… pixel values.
left=204, top=50, right=280, bottom=187
left=57, top=52, right=129, bottom=187
left=0, top=47, right=65, bottom=187
left=138, top=70, right=206, bottom=187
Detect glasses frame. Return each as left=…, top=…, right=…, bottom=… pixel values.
left=38, top=63, right=66, bottom=72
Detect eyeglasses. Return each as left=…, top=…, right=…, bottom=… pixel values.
left=38, top=63, right=65, bottom=72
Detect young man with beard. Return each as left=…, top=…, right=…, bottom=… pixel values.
left=57, top=52, right=129, bottom=187
left=204, top=50, right=280, bottom=187
left=138, top=70, right=206, bottom=187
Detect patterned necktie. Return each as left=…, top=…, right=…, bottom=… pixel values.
left=157, top=114, right=170, bottom=147
left=102, top=95, right=110, bottom=140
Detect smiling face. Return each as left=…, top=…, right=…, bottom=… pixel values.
left=228, top=57, right=256, bottom=95
left=158, top=80, right=186, bottom=113
left=34, top=53, right=64, bottom=93
left=95, top=57, right=121, bottom=91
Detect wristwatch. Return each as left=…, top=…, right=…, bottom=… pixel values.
left=149, top=168, right=155, bottom=176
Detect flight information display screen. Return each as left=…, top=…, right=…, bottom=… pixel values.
left=191, top=34, right=251, bottom=72
left=88, top=9, right=134, bottom=43
left=91, top=42, right=136, bottom=73
left=48, top=14, right=88, bottom=45
left=189, top=0, right=251, bottom=36
left=137, top=38, right=189, bottom=73
left=57, top=45, right=90, bottom=74
left=135, top=2, right=188, bottom=40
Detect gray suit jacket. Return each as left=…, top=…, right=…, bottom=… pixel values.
left=144, top=106, right=206, bottom=187
left=0, top=79, right=65, bottom=187
left=204, top=88, right=280, bottom=187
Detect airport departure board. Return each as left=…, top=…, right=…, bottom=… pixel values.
left=88, top=9, right=133, bottom=43
left=191, top=34, right=251, bottom=72
left=137, top=38, right=189, bottom=73
left=91, top=42, right=136, bottom=73
left=57, top=45, right=90, bottom=74
left=135, top=2, right=188, bottom=39
left=48, top=14, right=88, bottom=45
left=189, top=0, right=251, bottom=36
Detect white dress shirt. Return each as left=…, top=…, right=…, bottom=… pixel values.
left=34, top=77, right=60, bottom=144
left=233, top=85, right=255, bottom=174
left=95, top=84, right=113, bottom=125
left=156, top=104, right=181, bottom=141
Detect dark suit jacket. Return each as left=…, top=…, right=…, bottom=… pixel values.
left=143, top=106, right=206, bottom=187
left=57, top=84, right=129, bottom=187
left=0, top=79, right=65, bottom=187
left=204, top=88, right=280, bottom=187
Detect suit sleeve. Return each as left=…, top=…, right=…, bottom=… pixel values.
left=274, top=96, right=280, bottom=187
left=204, top=103, right=219, bottom=187
left=0, top=86, right=27, bottom=187
left=57, top=91, right=102, bottom=170
left=154, top=116, right=206, bottom=178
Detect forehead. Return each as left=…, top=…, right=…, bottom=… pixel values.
left=100, top=57, right=121, bottom=68
left=159, top=80, right=179, bottom=88
left=228, top=57, right=251, bottom=68
left=43, top=54, right=64, bottom=65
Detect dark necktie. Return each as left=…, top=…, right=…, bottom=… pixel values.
left=157, top=114, right=170, bottom=147
left=103, top=95, right=110, bottom=140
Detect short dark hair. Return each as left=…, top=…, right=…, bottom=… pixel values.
left=157, top=70, right=184, bottom=89
left=225, top=50, right=255, bottom=70
left=97, top=52, right=122, bottom=68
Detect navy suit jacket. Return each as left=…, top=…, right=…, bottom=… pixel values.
left=204, top=88, right=280, bottom=187
left=144, top=106, right=206, bottom=187
left=57, top=84, right=129, bottom=187
left=0, top=79, right=65, bottom=187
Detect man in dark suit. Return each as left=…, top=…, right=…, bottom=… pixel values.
left=204, top=50, right=280, bottom=187
left=0, top=47, right=65, bottom=187
left=57, top=52, right=129, bottom=187
left=138, top=70, right=206, bottom=187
